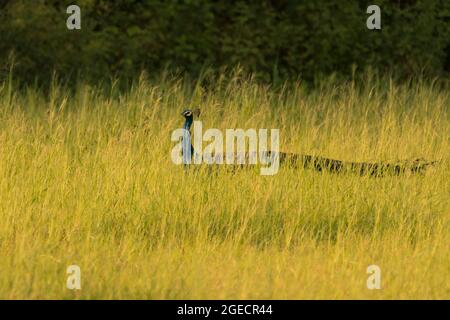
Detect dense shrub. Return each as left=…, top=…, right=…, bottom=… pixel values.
left=0, top=0, right=449, bottom=84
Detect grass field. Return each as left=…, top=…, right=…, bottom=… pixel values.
left=0, top=72, right=448, bottom=299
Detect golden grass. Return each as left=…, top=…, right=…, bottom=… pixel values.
left=0, top=73, right=448, bottom=299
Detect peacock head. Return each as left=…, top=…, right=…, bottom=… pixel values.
left=181, top=108, right=200, bottom=129
left=181, top=108, right=200, bottom=119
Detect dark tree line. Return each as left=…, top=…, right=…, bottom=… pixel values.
left=0, top=0, right=449, bottom=85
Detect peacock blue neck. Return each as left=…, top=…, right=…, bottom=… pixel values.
left=183, top=116, right=193, bottom=130
left=182, top=116, right=194, bottom=164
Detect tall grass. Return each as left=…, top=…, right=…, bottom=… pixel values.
left=0, top=71, right=448, bottom=299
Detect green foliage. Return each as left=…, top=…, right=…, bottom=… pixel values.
left=0, top=0, right=449, bottom=84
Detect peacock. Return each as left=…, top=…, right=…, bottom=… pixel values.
left=179, top=108, right=438, bottom=176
